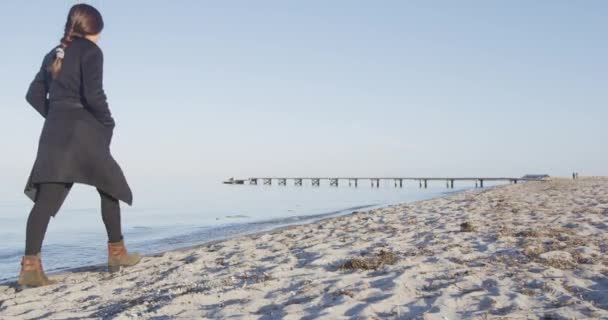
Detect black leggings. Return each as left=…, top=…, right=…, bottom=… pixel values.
left=25, top=183, right=123, bottom=255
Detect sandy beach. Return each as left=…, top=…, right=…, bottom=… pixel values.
left=1, top=177, right=607, bottom=319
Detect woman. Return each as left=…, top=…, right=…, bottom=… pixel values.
left=20, top=3, right=141, bottom=287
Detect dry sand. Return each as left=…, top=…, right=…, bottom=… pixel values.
left=1, top=177, right=607, bottom=319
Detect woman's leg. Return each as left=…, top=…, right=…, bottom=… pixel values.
left=97, top=188, right=123, bottom=243
left=98, top=189, right=141, bottom=272
left=25, top=183, right=71, bottom=255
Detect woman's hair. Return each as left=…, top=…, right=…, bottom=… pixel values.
left=48, top=4, right=104, bottom=79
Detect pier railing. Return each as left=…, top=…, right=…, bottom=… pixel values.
left=224, top=177, right=548, bottom=189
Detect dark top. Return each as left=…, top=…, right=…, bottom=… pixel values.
left=26, top=37, right=115, bottom=127
left=24, top=37, right=132, bottom=207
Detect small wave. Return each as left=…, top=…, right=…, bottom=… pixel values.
left=249, top=204, right=376, bottom=226
left=0, top=250, right=22, bottom=261
left=225, top=214, right=251, bottom=219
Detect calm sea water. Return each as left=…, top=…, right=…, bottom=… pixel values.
left=0, top=179, right=499, bottom=281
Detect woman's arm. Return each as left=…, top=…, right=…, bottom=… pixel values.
left=81, top=47, right=115, bottom=128
left=25, top=58, right=50, bottom=118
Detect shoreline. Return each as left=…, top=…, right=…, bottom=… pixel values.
left=0, top=187, right=469, bottom=284
left=126, top=187, right=478, bottom=261
left=2, top=178, right=606, bottom=319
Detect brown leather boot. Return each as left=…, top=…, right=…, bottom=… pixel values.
left=108, top=240, right=142, bottom=273
left=18, top=254, right=57, bottom=287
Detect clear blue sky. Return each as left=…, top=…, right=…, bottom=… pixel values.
left=1, top=1, right=606, bottom=200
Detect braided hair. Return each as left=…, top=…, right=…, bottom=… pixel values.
left=48, top=4, right=104, bottom=79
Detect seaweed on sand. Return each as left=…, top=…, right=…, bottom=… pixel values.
left=340, top=250, right=397, bottom=271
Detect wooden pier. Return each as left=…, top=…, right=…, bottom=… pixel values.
left=225, top=176, right=548, bottom=189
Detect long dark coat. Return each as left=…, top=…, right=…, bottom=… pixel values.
left=24, top=37, right=132, bottom=207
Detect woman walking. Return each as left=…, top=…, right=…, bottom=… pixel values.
left=20, top=3, right=140, bottom=287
